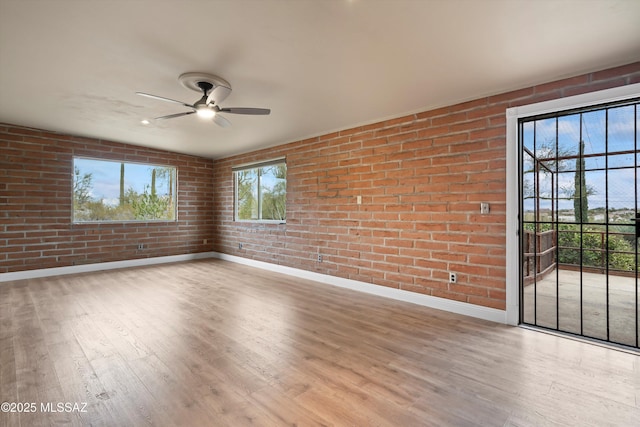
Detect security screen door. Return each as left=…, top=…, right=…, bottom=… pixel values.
left=519, top=99, right=639, bottom=349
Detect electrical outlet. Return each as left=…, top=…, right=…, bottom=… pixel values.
left=449, top=272, right=457, bottom=283
left=238, top=243, right=243, bottom=249
left=318, top=254, right=323, bottom=262
left=480, top=202, right=490, bottom=214
left=137, top=244, right=145, bottom=250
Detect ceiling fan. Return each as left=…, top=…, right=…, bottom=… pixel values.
left=137, top=72, right=270, bottom=128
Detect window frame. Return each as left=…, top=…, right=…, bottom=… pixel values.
left=71, top=156, right=178, bottom=224
left=233, top=157, right=286, bottom=224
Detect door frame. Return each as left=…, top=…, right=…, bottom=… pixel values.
left=505, top=83, right=640, bottom=326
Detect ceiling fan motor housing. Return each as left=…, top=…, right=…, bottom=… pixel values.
left=179, top=72, right=231, bottom=93
left=197, top=81, right=214, bottom=95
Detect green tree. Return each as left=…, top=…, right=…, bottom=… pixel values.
left=119, top=163, right=125, bottom=205
left=524, top=139, right=596, bottom=217
left=573, top=140, right=588, bottom=223
left=261, top=165, right=286, bottom=220
left=151, top=168, right=157, bottom=196
left=130, top=185, right=172, bottom=220
left=237, top=169, right=258, bottom=219
left=153, top=167, right=175, bottom=215
left=73, top=166, right=93, bottom=207
left=522, top=139, right=573, bottom=209
left=557, top=224, right=636, bottom=271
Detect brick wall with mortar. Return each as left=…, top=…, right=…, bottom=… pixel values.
left=212, top=62, right=640, bottom=310
left=1, top=127, right=214, bottom=272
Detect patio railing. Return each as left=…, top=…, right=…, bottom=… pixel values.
left=523, top=229, right=637, bottom=282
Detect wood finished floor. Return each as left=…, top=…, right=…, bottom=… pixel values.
left=0, top=260, right=638, bottom=427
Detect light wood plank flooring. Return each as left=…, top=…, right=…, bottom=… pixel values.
left=1, top=259, right=638, bottom=426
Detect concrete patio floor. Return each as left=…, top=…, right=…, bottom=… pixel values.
left=523, top=269, right=639, bottom=348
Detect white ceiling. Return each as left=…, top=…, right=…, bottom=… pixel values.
left=1, top=0, right=639, bottom=159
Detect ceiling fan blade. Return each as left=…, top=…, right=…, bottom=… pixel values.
left=206, top=85, right=232, bottom=105
left=212, top=114, right=232, bottom=128
left=137, top=92, right=194, bottom=109
left=154, top=111, right=195, bottom=120
left=219, top=107, right=271, bottom=115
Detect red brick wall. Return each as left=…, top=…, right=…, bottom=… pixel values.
left=212, top=62, right=640, bottom=310
left=1, top=126, right=214, bottom=273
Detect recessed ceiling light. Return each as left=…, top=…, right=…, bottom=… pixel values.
left=141, top=119, right=151, bottom=125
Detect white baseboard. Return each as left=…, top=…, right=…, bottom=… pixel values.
left=211, top=252, right=507, bottom=324
left=0, top=252, right=218, bottom=282
left=1, top=251, right=507, bottom=324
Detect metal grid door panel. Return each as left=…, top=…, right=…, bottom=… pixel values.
left=519, top=99, right=639, bottom=350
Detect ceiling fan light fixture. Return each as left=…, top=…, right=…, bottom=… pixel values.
left=195, top=105, right=216, bottom=119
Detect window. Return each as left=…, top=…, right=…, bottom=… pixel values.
left=73, top=157, right=177, bottom=222
left=234, top=159, right=286, bottom=222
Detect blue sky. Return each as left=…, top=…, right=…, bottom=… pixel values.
left=74, top=158, right=174, bottom=205
left=522, top=104, right=638, bottom=212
